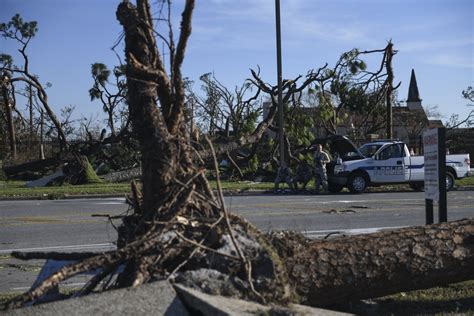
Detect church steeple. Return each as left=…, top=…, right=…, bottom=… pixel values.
left=407, top=69, right=423, bottom=110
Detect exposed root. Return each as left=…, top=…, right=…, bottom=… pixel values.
left=206, top=136, right=265, bottom=304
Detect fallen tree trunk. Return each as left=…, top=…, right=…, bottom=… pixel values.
left=3, top=157, right=60, bottom=179
left=273, top=218, right=473, bottom=307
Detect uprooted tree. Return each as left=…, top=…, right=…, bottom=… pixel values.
left=5, top=0, right=473, bottom=310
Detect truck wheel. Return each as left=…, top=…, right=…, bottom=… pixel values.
left=328, top=183, right=343, bottom=193
left=348, top=173, right=368, bottom=193
left=446, top=172, right=455, bottom=191
left=409, top=182, right=424, bottom=191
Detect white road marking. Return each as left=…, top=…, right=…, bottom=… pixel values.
left=94, top=202, right=125, bottom=205
left=0, top=243, right=116, bottom=254
left=319, top=199, right=421, bottom=204
left=302, top=225, right=407, bottom=238
left=92, top=198, right=126, bottom=205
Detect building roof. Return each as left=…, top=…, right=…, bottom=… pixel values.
left=407, top=69, right=422, bottom=102
left=428, top=119, right=444, bottom=128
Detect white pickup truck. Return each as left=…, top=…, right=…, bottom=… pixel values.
left=325, top=136, right=471, bottom=193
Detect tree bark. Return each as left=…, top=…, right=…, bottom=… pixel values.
left=28, top=84, right=34, bottom=138
left=3, top=157, right=59, bottom=178
left=39, top=109, right=45, bottom=160
left=275, top=218, right=473, bottom=307
left=385, top=41, right=394, bottom=139
left=117, top=0, right=178, bottom=217
left=1, top=79, right=17, bottom=159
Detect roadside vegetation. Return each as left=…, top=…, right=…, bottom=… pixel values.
left=457, top=175, right=474, bottom=186
left=0, top=180, right=277, bottom=199
left=0, top=181, right=130, bottom=199
left=0, top=176, right=472, bottom=199
left=340, top=280, right=474, bottom=315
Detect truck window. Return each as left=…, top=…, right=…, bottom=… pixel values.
left=359, top=144, right=382, bottom=157
left=379, top=144, right=404, bottom=160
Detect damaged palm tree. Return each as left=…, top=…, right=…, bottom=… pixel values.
left=5, top=0, right=473, bottom=311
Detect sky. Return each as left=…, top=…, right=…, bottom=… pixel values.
left=1, top=0, right=473, bottom=126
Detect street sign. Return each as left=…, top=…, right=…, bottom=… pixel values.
left=422, top=128, right=447, bottom=224
left=423, top=128, right=439, bottom=201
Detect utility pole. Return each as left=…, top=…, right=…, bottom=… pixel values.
left=275, top=0, right=284, bottom=166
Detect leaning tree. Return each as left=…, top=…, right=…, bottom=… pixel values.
left=0, top=15, right=67, bottom=152
left=5, top=0, right=473, bottom=310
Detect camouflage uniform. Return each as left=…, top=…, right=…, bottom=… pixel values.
left=313, top=149, right=330, bottom=193
left=274, top=165, right=294, bottom=192
left=293, top=160, right=312, bottom=191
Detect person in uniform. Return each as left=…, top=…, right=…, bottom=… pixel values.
left=274, top=161, right=294, bottom=192
left=313, top=144, right=330, bottom=194
left=293, top=159, right=312, bottom=192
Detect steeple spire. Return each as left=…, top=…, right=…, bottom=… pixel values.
left=407, top=69, right=421, bottom=102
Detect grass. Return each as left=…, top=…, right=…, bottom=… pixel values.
left=0, top=180, right=276, bottom=199
left=457, top=176, right=474, bottom=186
left=208, top=180, right=275, bottom=191
left=0, top=181, right=130, bottom=199
left=337, top=280, right=474, bottom=315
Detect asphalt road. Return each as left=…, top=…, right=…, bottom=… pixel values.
left=1, top=190, right=473, bottom=293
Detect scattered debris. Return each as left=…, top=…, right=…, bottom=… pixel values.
left=25, top=170, right=64, bottom=188
left=322, top=209, right=357, bottom=214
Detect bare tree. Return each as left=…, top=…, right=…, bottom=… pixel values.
left=189, top=72, right=262, bottom=139
left=445, top=86, right=474, bottom=130
left=0, top=15, right=68, bottom=151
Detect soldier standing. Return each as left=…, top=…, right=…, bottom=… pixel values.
left=313, top=144, right=330, bottom=194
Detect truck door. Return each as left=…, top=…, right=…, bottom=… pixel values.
left=372, top=144, right=409, bottom=183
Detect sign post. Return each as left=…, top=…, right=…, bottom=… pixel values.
left=422, top=128, right=447, bottom=225
left=438, top=128, right=447, bottom=222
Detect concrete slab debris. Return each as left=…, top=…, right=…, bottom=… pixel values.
left=25, top=170, right=64, bottom=188
left=8, top=281, right=189, bottom=316
left=174, top=284, right=352, bottom=316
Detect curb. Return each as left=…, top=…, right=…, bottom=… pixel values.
left=0, top=190, right=272, bottom=201
left=0, top=186, right=473, bottom=201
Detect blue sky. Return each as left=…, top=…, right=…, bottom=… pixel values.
left=1, top=0, right=473, bottom=124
